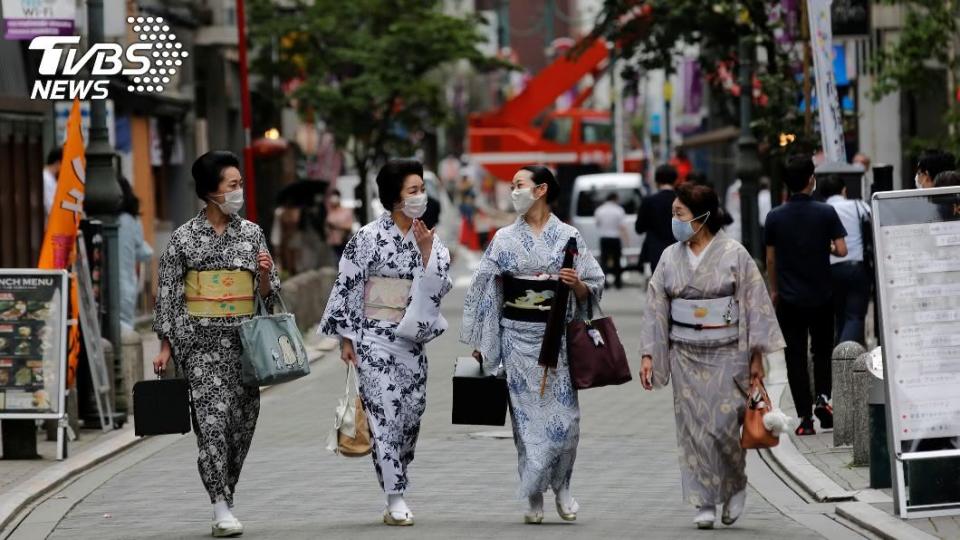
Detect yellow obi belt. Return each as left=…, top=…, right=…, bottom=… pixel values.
left=363, top=277, right=412, bottom=323
left=185, top=270, right=255, bottom=317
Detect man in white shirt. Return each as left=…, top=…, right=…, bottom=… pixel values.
left=594, top=192, right=628, bottom=289
left=43, top=148, right=62, bottom=218
left=821, top=175, right=871, bottom=345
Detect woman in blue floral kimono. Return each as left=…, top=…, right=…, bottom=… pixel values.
left=320, top=159, right=452, bottom=526
left=461, top=165, right=604, bottom=524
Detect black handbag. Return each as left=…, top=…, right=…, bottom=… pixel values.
left=452, top=357, right=509, bottom=426
left=133, top=377, right=192, bottom=436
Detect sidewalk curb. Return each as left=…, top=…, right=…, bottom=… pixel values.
left=765, top=380, right=938, bottom=540
left=0, top=428, right=142, bottom=532
left=765, top=381, right=856, bottom=502
left=836, top=502, right=939, bottom=540
left=0, top=344, right=331, bottom=534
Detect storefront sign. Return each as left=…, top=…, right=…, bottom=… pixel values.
left=0, top=269, right=68, bottom=419
left=873, top=187, right=960, bottom=518
left=832, top=0, right=869, bottom=36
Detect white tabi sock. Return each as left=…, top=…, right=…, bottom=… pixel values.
left=213, top=500, right=234, bottom=522
left=386, top=494, right=411, bottom=516
left=555, top=487, right=577, bottom=511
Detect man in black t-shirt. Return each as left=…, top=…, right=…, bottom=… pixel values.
left=765, top=155, right=848, bottom=436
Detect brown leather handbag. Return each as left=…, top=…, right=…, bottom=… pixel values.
left=739, top=380, right=780, bottom=449
left=566, top=297, right=632, bottom=390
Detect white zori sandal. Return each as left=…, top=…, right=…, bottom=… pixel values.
left=211, top=517, right=243, bottom=537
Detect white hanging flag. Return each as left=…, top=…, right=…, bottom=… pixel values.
left=807, top=0, right=846, bottom=162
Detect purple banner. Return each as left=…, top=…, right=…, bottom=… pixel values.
left=3, top=18, right=74, bottom=40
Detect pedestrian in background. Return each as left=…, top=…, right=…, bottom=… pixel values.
left=594, top=192, right=628, bottom=289
left=820, top=175, right=871, bottom=346
left=461, top=165, right=604, bottom=525
left=152, top=150, right=280, bottom=538
left=636, top=164, right=678, bottom=273
left=324, top=189, right=354, bottom=260
left=915, top=149, right=956, bottom=189
left=42, top=148, right=62, bottom=218
left=117, top=177, right=153, bottom=332
left=639, top=182, right=785, bottom=530
left=765, top=155, right=847, bottom=436
left=934, top=170, right=960, bottom=187
left=320, top=159, right=452, bottom=526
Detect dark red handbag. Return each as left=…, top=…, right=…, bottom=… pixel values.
left=566, top=299, right=632, bottom=390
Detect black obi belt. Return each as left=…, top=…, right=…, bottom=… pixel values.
left=502, top=275, right=558, bottom=323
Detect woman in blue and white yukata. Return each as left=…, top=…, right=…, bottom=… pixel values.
left=320, top=158, right=452, bottom=527
left=461, top=165, right=604, bottom=524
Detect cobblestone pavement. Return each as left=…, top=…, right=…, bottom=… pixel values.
left=38, top=264, right=828, bottom=540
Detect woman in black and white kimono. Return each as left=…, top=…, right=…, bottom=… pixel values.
left=320, top=158, right=452, bottom=526
left=152, top=151, right=280, bottom=538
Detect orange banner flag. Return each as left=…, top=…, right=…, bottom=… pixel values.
left=38, top=98, right=85, bottom=389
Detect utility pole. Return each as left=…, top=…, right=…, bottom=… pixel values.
left=663, top=79, right=672, bottom=160
left=736, top=36, right=762, bottom=260
left=83, top=0, right=124, bottom=420
left=236, top=0, right=258, bottom=222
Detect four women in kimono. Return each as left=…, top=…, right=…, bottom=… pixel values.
left=639, top=182, right=785, bottom=529
left=152, top=151, right=280, bottom=538
left=460, top=165, right=605, bottom=524
left=153, top=154, right=785, bottom=533
left=320, top=158, right=453, bottom=526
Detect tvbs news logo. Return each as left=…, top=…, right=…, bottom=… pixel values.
left=29, top=16, right=188, bottom=100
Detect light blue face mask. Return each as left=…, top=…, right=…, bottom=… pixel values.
left=672, top=212, right=710, bottom=242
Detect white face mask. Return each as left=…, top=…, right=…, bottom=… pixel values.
left=213, top=188, right=243, bottom=214
left=511, top=187, right=539, bottom=214
left=401, top=193, right=428, bottom=219
left=915, top=172, right=924, bottom=189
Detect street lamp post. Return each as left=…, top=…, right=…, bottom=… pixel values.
left=735, top=35, right=762, bottom=261
left=83, top=0, right=124, bottom=420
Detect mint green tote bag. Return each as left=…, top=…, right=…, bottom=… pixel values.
left=239, top=295, right=310, bottom=386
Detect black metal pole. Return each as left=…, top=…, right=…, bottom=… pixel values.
left=83, top=0, right=124, bottom=421
left=736, top=36, right=761, bottom=260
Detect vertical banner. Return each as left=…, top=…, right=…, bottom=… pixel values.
left=38, top=99, right=85, bottom=389
left=1, top=0, right=75, bottom=40
left=807, top=0, right=846, bottom=162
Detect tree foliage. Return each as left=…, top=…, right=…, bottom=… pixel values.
left=248, top=0, right=497, bottom=198
left=871, top=0, right=960, bottom=153
left=592, top=0, right=815, bottom=155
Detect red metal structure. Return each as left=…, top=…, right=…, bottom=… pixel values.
left=467, top=38, right=644, bottom=181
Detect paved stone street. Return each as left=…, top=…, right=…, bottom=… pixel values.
left=24, top=263, right=832, bottom=539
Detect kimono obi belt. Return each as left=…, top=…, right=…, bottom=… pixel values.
left=502, top=274, right=558, bottom=323
left=184, top=270, right=255, bottom=317
left=364, top=276, right=412, bottom=323
left=670, top=296, right=739, bottom=343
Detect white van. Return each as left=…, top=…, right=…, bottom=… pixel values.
left=569, top=173, right=648, bottom=269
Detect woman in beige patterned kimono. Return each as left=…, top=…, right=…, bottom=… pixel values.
left=638, top=183, right=785, bottom=530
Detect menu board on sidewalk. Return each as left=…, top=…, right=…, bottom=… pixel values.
left=0, top=270, right=69, bottom=419
left=874, top=188, right=960, bottom=451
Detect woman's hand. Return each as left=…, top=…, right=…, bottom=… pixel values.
left=152, top=339, right=172, bottom=375
left=750, top=350, right=765, bottom=384
left=413, top=219, right=435, bottom=265
left=472, top=350, right=483, bottom=364
left=257, top=251, right=274, bottom=275
left=640, top=355, right=654, bottom=390
left=559, top=268, right=588, bottom=301
left=341, top=338, right=357, bottom=366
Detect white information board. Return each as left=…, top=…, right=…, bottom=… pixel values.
left=873, top=186, right=960, bottom=518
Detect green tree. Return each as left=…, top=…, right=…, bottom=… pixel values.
left=248, top=0, right=496, bottom=218
left=591, top=0, right=815, bottom=156
left=871, top=0, right=960, bottom=154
